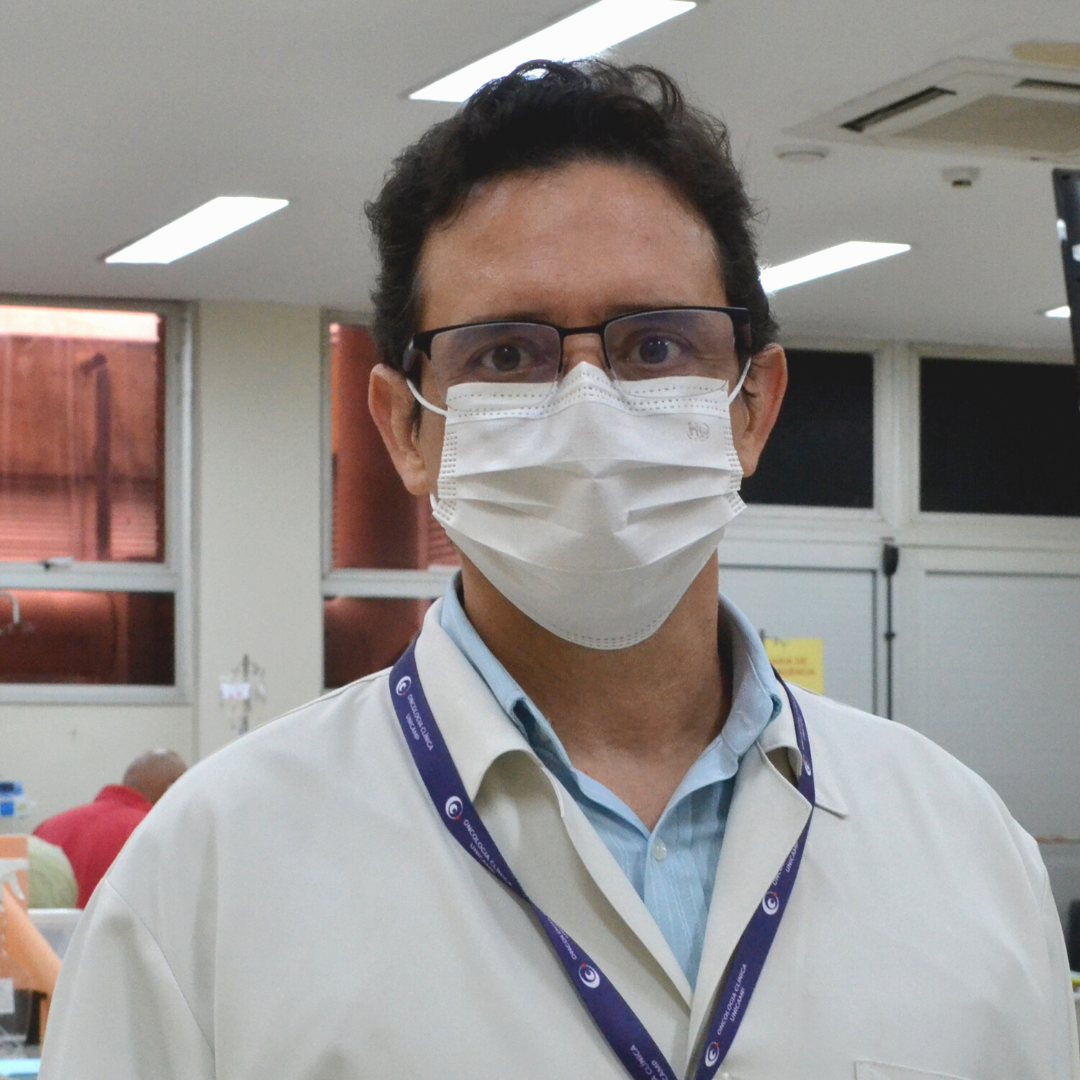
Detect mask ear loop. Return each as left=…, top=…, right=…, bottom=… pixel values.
left=406, top=377, right=449, bottom=418
left=401, top=371, right=448, bottom=513
left=728, top=355, right=752, bottom=404
left=402, top=342, right=450, bottom=417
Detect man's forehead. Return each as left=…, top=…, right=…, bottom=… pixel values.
left=422, top=160, right=715, bottom=261
left=415, top=159, right=725, bottom=323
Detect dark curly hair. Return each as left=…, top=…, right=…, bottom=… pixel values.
left=365, top=59, right=776, bottom=372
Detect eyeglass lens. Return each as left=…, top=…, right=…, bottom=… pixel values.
left=605, top=309, right=739, bottom=383
left=426, top=309, right=741, bottom=396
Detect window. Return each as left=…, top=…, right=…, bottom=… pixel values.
left=323, top=322, right=458, bottom=688
left=0, top=302, right=188, bottom=695
left=740, top=349, right=875, bottom=509
left=920, top=357, right=1080, bottom=516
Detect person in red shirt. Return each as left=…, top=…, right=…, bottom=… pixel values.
left=34, top=749, right=186, bottom=908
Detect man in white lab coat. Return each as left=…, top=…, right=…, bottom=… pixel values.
left=42, top=61, right=1078, bottom=1079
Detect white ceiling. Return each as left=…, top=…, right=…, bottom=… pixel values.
left=1, top=0, right=1077, bottom=353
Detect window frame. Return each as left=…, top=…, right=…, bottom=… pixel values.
left=320, top=311, right=456, bottom=610
left=726, top=336, right=895, bottom=546
left=0, top=295, right=193, bottom=704
left=902, top=340, right=1080, bottom=548
left=736, top=339, right=882, bottom=517
left=724, top=336, right=1080, bottom=553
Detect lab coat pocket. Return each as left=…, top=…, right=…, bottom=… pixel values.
left=855, top=1063, right=976, bottom=1080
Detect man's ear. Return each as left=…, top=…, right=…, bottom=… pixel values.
left=368, top=364, right=438, bottom=496
left=732, top=343, right=787, bottom=478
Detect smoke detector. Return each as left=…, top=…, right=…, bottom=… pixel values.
left=787, top=57, right=1080, bottom=162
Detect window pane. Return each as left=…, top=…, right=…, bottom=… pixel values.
left=324, top=597, right=429, bottom=688
left=330, top=324, right=459, bottom=570
left=0, top=306, right=166, bottom=562
left=739, top=349, right=874, bottom=508
left=920, top=358, right=1080, bottom=516
left=0, top=590, right=174, bottom=684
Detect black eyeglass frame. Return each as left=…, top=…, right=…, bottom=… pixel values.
left=402, top=305, right=754, bottom=379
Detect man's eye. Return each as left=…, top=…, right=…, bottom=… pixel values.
left=469, top=339, right=546, bottom=377
left=482, top=343, right=525, bottom=372
left=637, top=336, right=673, bottom=365
left=629, top=335, right=689, bottom=366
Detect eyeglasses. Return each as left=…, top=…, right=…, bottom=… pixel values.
left=404, top=306, right=752, bottom=399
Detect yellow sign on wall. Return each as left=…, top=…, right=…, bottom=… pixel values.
left=763, top=637, right=824, bottom=695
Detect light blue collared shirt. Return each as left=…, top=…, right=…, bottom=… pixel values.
left=439, top=576, right=782, bottom=985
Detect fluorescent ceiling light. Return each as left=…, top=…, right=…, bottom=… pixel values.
left=105, top=196, right=289, bottom=264
left=1044, top=305, right=1071, bottom=318
left=410, top=0, right=695, bottom=103
left=760, top=241, right=911, bottom=294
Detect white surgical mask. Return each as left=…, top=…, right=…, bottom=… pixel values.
left=411, top=363, right=746, bottom=649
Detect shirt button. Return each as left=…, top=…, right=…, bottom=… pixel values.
left=652, top=838, right=667, bottom=862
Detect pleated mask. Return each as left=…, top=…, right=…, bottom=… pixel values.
left=411, top=362, right=746, bottom=649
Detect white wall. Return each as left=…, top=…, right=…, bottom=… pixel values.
left=193, top=302, right=323, bottom=758
left=895, top=551, right=1080, bottom=919
left=0, top=301, right=324, bottom=829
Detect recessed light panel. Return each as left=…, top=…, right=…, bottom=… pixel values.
left=1044, top=305, right=1071, bottom=317
left=760, top=241, right=911, bottom=294
left=105, top=197, right=289, bottom=264
left=410, top=0, right=695, bottom=103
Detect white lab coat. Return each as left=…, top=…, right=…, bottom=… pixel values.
left=41, top=602, right=1079, bottom=1079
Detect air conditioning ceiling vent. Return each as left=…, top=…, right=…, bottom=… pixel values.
left=1015, top=77, right=1080, bottom=95
left=788, top=58, right=1080, bottom=162
left=841, top=87, right=956, bottom=133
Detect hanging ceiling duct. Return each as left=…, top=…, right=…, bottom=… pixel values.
left=788, top=58, right=1080, bottom=162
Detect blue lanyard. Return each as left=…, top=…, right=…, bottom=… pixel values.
left=389, top=642, right=814, bottom=1079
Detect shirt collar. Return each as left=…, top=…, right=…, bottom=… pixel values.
left=439, top=572, right=783, bottom=790
left=438, top=574, right=547, bottom=726
left=715, top=591, right=783, bottom=765
left=420, top=589, right=846, bottom=818
left=95, top=784, right=153, bottom=812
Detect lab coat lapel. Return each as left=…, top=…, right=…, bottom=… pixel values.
left=414, top=605, right=693, bottom=1007
left=558, top=792, right=694, bottom=1006
left=687, top=700, right=812, bottom=1054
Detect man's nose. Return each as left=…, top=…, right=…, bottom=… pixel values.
left=561, top=331, right=607, bottom=373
